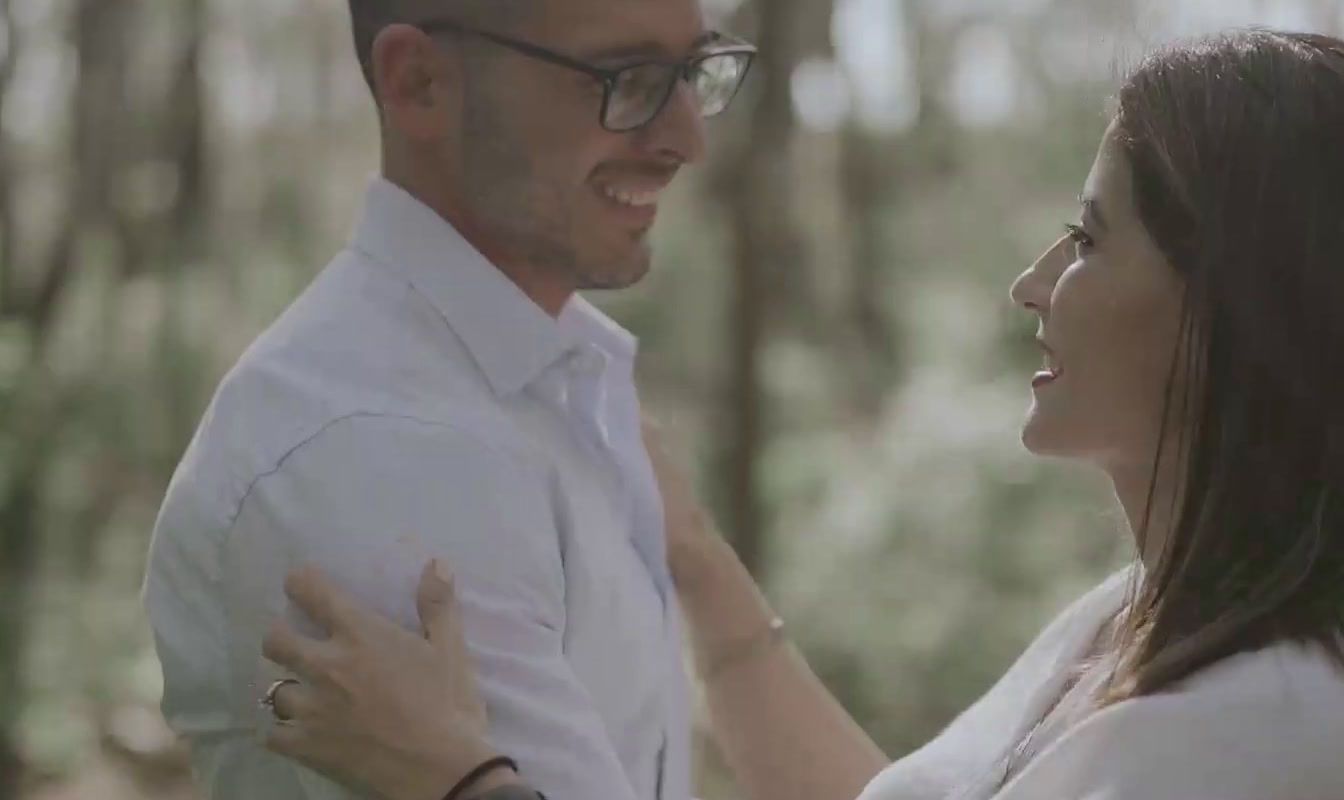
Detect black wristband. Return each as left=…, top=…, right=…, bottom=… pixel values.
left=443, top=755, right=519, bottom=800
left=472, top=785, right=548, bottom=800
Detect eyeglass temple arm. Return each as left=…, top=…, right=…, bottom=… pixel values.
left=415, top=19, right=619, bottom=83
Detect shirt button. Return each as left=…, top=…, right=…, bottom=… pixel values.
left=571, top=346, right=607, bottom=375
left=533, top=368, right=569, bottom=407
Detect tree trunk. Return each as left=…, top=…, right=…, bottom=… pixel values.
left=0, top=3, right=133, bottom=793
left=710, top=0, right=807, bottom=579
left=0, top=0, right=27, bottom=791
left=839, top=124, right=900, bottom=407
left=835, top=0, right=964, bottom=410
left=158, top=0, right=210, bottom=451
left=0, top=454, right=46, bottom=800
left=0, top=0, right=16, bottom=318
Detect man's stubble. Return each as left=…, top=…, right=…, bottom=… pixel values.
left=458, top=68, right=651, bottom=294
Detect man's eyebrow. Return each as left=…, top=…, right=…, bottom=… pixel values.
left=584, top=31, right=720, bottom=63
left=1079, top=194, right=1109, bottom=232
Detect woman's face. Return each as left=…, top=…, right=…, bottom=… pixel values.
left=1010, top=119, right=1187, bottom=473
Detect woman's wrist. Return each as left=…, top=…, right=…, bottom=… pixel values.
left=403, top=744, right=510, bottom=800
left=666, top=505, right=724, bottom=583
left=672, top=535, right=743, bottom=614
left=453, top=764, right=526, bottom=800
left=700, top=616, right=787, bottom=682
left=674, top=538, right=784, bottom=670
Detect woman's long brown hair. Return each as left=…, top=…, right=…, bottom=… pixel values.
left=1106, top=29, right=1344, bottom=700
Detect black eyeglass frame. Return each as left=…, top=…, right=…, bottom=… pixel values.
left=415, top=19, right=758, bottom=132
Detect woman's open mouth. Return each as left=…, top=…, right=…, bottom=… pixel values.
left=1032, top=369, right=1061, bottom=389
left=1033, top=338, right=1062, bottom=388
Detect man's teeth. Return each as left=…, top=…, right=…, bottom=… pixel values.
left=600, top=186, right=660, bottom=208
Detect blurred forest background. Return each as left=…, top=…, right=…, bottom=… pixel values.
left=1, top=0, right=1342, bottom=798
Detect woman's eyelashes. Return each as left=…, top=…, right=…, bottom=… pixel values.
left=1064, top=222, right=1096, bottom=254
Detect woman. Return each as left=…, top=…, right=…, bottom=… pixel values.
left=257, top=29, right=1344, bottom=800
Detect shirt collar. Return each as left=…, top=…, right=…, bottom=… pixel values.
left=560, top=295, right=638, bottom=375
left=350, top=177, right=638, bottom=396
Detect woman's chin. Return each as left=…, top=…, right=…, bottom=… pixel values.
left=1019, top=412, right=1077, bottom=458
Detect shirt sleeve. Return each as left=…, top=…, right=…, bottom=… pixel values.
left=989, top=682, right=1339, bottom=800
left=187, top=413, right=642, bottom=800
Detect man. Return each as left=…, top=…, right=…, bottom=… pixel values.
left=141, top=1, right=754, bottom=798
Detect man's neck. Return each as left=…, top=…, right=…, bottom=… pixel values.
left=380, top=169, right=574, bottom=318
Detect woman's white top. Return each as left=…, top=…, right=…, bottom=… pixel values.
left=859, top=569, right=1344, bottom=800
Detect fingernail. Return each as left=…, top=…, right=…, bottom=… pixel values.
left=431, top=558, right=454, bottom=586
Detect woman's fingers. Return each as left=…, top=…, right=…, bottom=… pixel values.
left=262, top=619, right=331, bottom=681
left=283, top=564, right=379, bottom=639
left=266, top=717, right=326, bottom=764
left=417, top=560, right=486, bottom=721
left=640, top=413, right=663, bottom=446
left=415, top=559, right=451, bottom=642
left=418, top=560, right=466, bottom=660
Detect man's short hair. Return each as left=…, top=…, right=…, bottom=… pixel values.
left=346, top=1, right=531, bottom=95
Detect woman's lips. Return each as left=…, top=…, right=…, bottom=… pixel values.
left=1033, top=337, right=1061, bottom=388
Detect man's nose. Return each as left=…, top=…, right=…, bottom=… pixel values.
left=637, top=81, right=708, bottom=165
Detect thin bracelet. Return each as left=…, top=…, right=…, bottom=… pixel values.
left=703, top=617, right=786, bottom=682
left=444, top=755, right=519, bottom=800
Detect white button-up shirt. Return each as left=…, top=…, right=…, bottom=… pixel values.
left=143, top=178, right=691, bottom=800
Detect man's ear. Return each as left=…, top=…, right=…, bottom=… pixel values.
left=371, top=24, right=459, bottom=141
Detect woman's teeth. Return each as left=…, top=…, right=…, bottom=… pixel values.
left=600, top=186, right=660, bottom=208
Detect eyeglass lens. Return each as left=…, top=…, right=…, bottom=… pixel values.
left=604, top=52, right=750, bottom=131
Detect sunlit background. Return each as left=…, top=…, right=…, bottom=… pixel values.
left=2, top=0, right=1342, bottom=798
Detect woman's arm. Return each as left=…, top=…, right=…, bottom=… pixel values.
left=684, top=538, right=890, bottom=800
left=645, top=422, right=890, bottom=800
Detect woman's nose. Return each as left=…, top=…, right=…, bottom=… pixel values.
left=1010, top=234, right=1071, bottom=312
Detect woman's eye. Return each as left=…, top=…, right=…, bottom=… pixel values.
left=1064, top=223, right=1095, bottom=253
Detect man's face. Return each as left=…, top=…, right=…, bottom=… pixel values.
left=426, top=0, right=711, bottom=292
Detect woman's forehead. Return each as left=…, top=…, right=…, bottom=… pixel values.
left=1082, top=122, right=1136, bottom=225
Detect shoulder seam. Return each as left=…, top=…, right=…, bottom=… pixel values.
left=223, top=410, right=541, bottom=531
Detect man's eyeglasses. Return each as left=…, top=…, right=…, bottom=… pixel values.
left=416, top=20, right=757, bottom=133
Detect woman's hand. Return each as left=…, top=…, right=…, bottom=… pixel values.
left=261, top=561, right=515, bottom=800
left=640, top=423, right=888, bottom=800
left=641, top=414, right=734, bottom=598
